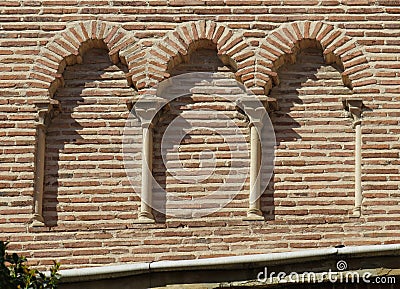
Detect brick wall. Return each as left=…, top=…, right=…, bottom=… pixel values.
left=0, top=1, right=400, bottom=269
left=45, top=48, right=137, bottom=228
left=264, top=48, right=355, bottom=223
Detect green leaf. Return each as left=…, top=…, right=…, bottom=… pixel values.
left=0, top=241, right=60, bottom=289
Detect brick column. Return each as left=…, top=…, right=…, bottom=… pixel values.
left=31, top=100, right=60, bottom=227
left=343, top=98, right=364, bottom=218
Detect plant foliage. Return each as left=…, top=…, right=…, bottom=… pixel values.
left=0, top=241, right=60, bottom=289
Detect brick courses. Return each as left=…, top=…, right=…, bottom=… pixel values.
left=0, top=1, right=399, bottom=269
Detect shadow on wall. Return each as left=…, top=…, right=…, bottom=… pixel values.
left=261, top=47, right=353, bottom=222
left=152, top=97, right=194, bottom=223
left=43, top=48, right=137, bottom=227
left=43, top=45, right=353, bottom=226
left=152, top=46, right=253, bottom=222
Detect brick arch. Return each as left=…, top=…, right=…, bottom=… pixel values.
left=136, top=20, right=255, bottom=89
left=30, top=20, right=141, bottom=97
left=255, top=21, right=373, bottom=95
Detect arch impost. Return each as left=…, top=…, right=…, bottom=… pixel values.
left=134, top=97, right=166, bottom=129
left=342, top=98, right=364, bottom=125
left=237, top=96, right=278, bottom=123
left=34, top=99, right=61, bottom=128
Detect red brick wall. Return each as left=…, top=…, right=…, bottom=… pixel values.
left=0, top=1, right=400, bottom=269
left=264, top=48, right=355, bottom=224
left=45, top=48, right=138, bottom=228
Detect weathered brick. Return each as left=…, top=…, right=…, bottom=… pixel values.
left=1, top=1, right=399, bottom=271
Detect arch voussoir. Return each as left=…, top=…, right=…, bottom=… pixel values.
left=206, top=21, right=217, bottom=39
left=324, top=35, right=352, bottom=57
left=30, top=20, right=137, bottom=98
left=320, top=30, right=344, bottom=49
left=256, top=20, right=372, bottom=95
left=290, top=22, right=304, bottom=41
left=143, top=20, right=251, bottom=88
